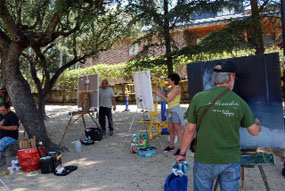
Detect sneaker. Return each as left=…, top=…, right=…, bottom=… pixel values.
left=164, top=146, right=175, bottom=152
left=109, top=131, right=113, bottom=136
left=174, top=149, right=180, bottom=156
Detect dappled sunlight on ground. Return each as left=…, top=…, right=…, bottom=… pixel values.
left=0, top=104, right=284, bottom=191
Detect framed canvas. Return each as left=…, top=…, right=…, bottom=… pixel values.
left=77, top=73, right=99, bottom=109
left=134, top=70, right=154, bottom=111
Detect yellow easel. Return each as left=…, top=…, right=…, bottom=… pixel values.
left=138, top=77, right=169, bottom=139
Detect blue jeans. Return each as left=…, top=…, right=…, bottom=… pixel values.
left=0, top=137, right=17, bottom=157
left=193, top=160, right=241, bottom=191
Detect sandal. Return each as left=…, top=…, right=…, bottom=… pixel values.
left=55, top=165, right=77, bottom=176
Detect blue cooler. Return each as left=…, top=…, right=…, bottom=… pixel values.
left=138, top=146, right=156, bottom=158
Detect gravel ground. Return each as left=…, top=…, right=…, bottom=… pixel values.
left=0, top=104, right=284, bottom=191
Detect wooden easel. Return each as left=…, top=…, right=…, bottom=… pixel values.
left=213, top=149, right=272, bottom=191
left=240, top=148, right=272, bottom=191
left=241, top=165, right=270, bottom=190
left=60, top=89, right=100, bottom=145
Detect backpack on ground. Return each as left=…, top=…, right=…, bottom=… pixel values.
left=85, top=127, right=103, bottom=141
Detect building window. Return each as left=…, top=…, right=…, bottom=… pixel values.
left=129, top=43, right=139, bottom=56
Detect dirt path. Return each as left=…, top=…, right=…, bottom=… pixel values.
left=0, top=105, right=284, bottom=191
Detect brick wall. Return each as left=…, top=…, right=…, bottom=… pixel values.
left=83, top=30, right=191, bottom=67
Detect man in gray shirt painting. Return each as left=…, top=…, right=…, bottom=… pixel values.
left=99, top=79, right=116, bottom=136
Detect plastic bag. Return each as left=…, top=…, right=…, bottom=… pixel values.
left=17, top=147, right=45, bottom=172
left=164, top=173, right=188, bottom=191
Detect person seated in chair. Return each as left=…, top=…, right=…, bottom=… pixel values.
left=0, top=102, right=19, bottom=166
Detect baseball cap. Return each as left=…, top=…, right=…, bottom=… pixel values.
left=213, top=61, right=236, bottom=73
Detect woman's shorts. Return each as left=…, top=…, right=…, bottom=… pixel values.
left=167, top=110, right=181, bottom=124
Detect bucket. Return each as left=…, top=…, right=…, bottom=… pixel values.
left=74, top=140, right=82, bottom=153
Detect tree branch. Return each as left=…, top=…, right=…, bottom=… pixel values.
left=15, top=0, right=22, bottom=26
left=32, top=47, right=51, bottom=89
left=43, top=43, right=55, bottom=54
left=0, top=27, right=11, bottom=51
left=41, top=22, right=81, bottom=47
left=48, top=56, right=87, bottom=92
left=45, top=12, right=61, bottom=37
left=259, top=0, right=270, bottom=12
left=0, top=0, right=22, bottom=41
left=72, top=33, right=77, bottom=57
left=58, top=22, right=81, bottom=37
left=30, top=10, right=42, bottom=30
left=22, top=52, right=42, bottom=92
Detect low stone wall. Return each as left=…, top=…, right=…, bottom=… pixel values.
left=46, top=89, right=78, bottom=103
left=46, top=80, right=190, bottom=104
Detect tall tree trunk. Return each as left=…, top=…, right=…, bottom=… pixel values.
left=250, top=0, right=265, bottom=54
left=38, top=91, right=47, bottom=120
left=1, top=43, right=57, bottom=150
left=164, top=0, right=173, bottom=75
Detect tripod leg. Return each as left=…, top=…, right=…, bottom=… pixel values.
left=60, top=116, right=73, bottom=145
left=88, top=112, right=101, bottom=128
left=82, top=114, right=87, bottom=129
left=241, top=166, right=245, bottom=191
left=258, top=165, right=270, bottom=191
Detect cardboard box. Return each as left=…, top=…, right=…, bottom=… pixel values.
left=19, top=136, right=36, bottom=149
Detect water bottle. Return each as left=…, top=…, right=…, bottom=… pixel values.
left=14, top=159, right=20, bottom=171
left=74, top=139, right=82, bottom=153
left=172, top=160, right=190, bottom=176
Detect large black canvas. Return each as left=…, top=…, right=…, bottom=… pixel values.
left=187, top=53, right=285, bottom=148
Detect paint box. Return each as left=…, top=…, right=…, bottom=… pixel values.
left=241, top=152, right=275, bottom=166
left=138, top=146, right=156, bottom=158
left=131, top=133, right=149, bottom=153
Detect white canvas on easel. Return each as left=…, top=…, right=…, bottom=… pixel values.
left=134, top=70, right=154, bottom=111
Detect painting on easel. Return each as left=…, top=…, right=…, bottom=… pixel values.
left=77, top=73, right=99, bottom=109
left=133, top=70, right=154, bottom=111
left=187, top=53, right=285, bottom=148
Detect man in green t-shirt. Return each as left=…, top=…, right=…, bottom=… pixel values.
left=176, top=61, right=261, bottom=191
